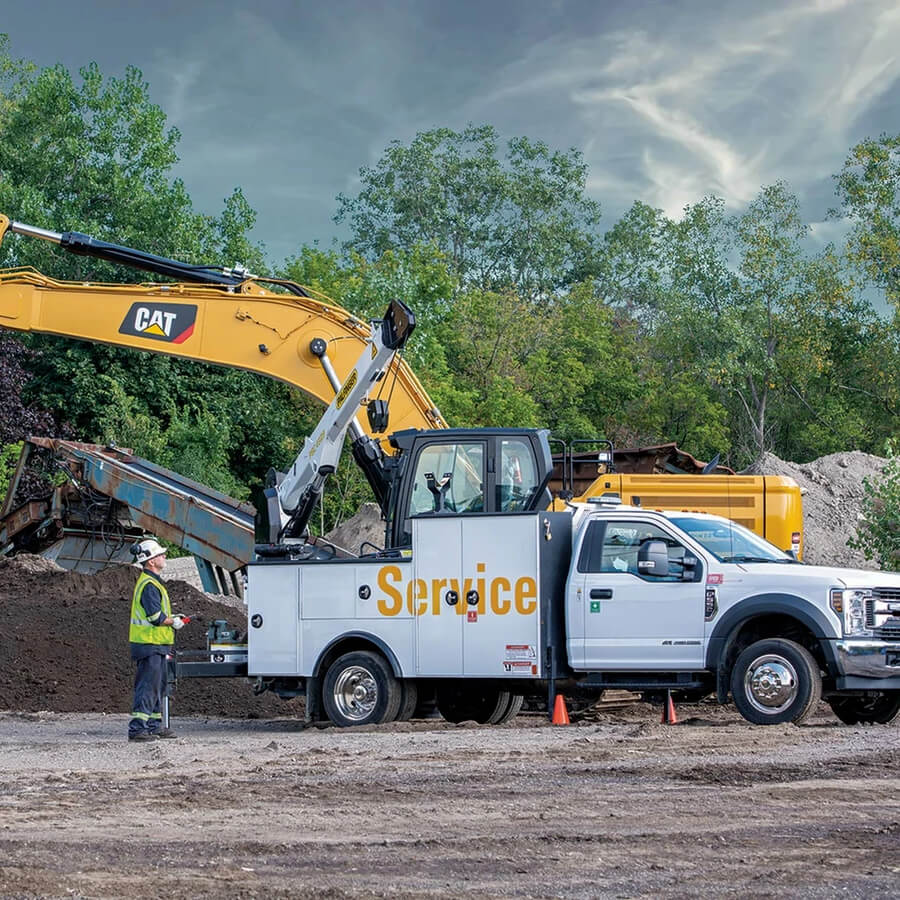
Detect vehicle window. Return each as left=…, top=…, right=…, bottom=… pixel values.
left=585, top=520, right=690, bottom=581
left=498, top=438, right=539, bottom=511
left=670, top=516, right=793, bottom=563
left=408, top=442, right=485, bottom=517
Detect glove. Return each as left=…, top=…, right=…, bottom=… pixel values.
left=171, top=615, right=191, bottom=630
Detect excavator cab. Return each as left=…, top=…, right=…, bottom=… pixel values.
left=385, top=428, right=553, bottom=548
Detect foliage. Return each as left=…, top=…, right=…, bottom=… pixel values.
left=335, top=124, right=602, bottom=300
left=833, top=133, right=900, bottom=314
left=850, top=441, right=900, bottom=571
left=0, top=440, right=22, bottom=507
left=0, top=336, right=58, bottom=444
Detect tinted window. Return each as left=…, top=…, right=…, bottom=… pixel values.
left=581, top=519, right=694, bottom=581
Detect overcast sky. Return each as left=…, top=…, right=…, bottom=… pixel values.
left=4, top=0, right=899, bottom=265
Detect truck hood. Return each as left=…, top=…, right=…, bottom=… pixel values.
left=732, top=562, right=900, bottom=589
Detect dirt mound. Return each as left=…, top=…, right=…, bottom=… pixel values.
left=0, top=558, right=300, bottom=719
left=748, top=450, right=887, bottom=569
left=0, top=553, right=64, bottom=575
left=325, top=502, right=385, bottom=553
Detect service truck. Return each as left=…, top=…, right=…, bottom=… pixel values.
left=246, top=487, right=900, bottom=729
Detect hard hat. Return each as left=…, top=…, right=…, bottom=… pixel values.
left=132, top=538, right=167, bottom=564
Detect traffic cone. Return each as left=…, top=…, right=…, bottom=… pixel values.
left=660, top=691, right=678, bottom=725
left=552, top=694, right=570, bottom=725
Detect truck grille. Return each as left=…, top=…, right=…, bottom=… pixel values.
left=875, top=588, right=900, bottom=603
left=874, top=618, right=900, bottom=641
left=866, top=598, right=876, bottom=628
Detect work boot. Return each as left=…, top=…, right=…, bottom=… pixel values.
left=128, top=732, right=158, bottom=742
left=151, top=727, right=178, bottom=739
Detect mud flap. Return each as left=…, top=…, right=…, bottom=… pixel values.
left=305, top=676, right=321, bottom=723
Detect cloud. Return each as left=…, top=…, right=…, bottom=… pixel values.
left=468, top=0, right=900, bottom=227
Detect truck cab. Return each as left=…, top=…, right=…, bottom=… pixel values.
left=565, top=504, right=900, bottom=725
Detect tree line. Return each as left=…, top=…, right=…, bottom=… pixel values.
left=0, top=39, right=898, bottom=562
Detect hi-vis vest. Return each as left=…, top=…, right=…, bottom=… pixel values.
left=129, top=570, right=173, bottom=645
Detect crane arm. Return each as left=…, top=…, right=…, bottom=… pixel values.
left=0, top=215, right=446, bottom=444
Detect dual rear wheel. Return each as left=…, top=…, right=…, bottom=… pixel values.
left=321, top=651, right=523, bottom=727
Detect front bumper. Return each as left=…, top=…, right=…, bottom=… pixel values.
left=833, top=639, right=900, bottom=689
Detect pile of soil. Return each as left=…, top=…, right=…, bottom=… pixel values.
left=748, top=450, right=887, bottom=569
left=0, top=555, right=300, bottom=718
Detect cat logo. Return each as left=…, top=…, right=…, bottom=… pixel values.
left=118, top=303, right=197, bottom=344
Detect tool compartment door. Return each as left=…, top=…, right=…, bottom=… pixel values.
left=413, top=517, right=464, bottom=675
left=461, top=515, right=541, bottom=677
left=247, top=563, right=299, bottom=675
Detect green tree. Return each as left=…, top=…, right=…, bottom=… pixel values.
left=0, top=42, right=302, bottom=502
left=833, top=133, right=900, bottom=314
left=850, top=442, right=900, bottom=571
left=335, top=124, right=602, bottom=300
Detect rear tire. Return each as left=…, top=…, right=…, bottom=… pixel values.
left=492, top=693, right=524, bottom=725
left=730, top=638, right=821, bottom=725
left=322, top=651, right=401, bottom=727
left=396, top=680, right=419, bottom=722
left=436, top=684, right=511, bottom=724
left=829, top=693, right=900, bottom=725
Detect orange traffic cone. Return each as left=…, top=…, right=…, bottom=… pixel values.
left=661, top=691, right=678, bottom=725
left=552, top=694, right=570, bottom=725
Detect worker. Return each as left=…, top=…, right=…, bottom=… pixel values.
left=128, top=538, right=190, bottom=742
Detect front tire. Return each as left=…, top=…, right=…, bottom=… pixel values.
left=322, top=651, right=401, bottom=727
left=730, top=638, right=821, bottom=725
left=829, top=693, right=900, bottom=725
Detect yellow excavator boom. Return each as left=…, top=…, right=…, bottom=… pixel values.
left=0, top=215, right=445, bottom=446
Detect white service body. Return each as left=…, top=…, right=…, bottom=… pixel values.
left=247, top=513, right=570, bottom=680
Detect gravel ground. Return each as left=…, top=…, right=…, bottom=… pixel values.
left=1, top=701, right=899, bottom=899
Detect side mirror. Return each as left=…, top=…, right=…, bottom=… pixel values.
left=637, top=540, right=669, bottom=577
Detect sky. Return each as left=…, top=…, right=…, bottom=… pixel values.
left=3, top=0, right=899, bottom=265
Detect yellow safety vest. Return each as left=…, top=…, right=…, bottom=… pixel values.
left=129, top=570, right=173, bottom=645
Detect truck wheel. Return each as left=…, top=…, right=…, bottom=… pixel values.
left=435, top=684, right=511, bottom=724
left=322, top=651, right=401, bottom=727
left=730, top=638, right=821, bottom=725
left=829, top=693, right=900, bottom=725
left=396, top=680, right=419, bottom=722
left=491, top=693, right=524, bottom=725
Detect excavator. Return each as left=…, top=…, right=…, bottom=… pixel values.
left=0, top=215, right=803, bottom=582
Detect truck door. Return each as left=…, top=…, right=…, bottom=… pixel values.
left=412, top=516, right=465, bottom=676
left=568, top=518, right=705, bottom=670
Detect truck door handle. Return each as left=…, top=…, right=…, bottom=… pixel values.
left=590, top=588, right=613, bottom=600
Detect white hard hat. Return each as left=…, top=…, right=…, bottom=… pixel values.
left=133, top=538, right=167, bottom=564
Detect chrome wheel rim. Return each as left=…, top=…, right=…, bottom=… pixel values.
left=333, top=666, right=378, bottom=721
left=744, top=654, right=799, bottom=715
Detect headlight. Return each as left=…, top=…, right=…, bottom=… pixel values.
left=830, top=588, right=874, bottom=636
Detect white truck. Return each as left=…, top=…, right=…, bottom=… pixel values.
left=245, top=499, right=900, bottom=728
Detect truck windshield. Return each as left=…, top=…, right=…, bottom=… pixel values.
left=668, top=516, right=797, bottom=564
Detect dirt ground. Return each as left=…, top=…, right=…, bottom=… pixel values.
left=1, top=701, right=899, bottom=899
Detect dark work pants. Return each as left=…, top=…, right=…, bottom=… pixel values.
left=129, top=652, right=167, bottom=735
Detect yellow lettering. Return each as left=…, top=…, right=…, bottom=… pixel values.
left=490, top=577, right=511, bottom=615
left=450, top=577, right=473, bottom=615
left=431, top=578, right=447, bottom=615
left=377, top=565, right=403, bottom=616
left=515, top=577, right=538, bottom=615
left=476, top=562, right=486, bottom=614
left=406, top=578, right=428, bottom=616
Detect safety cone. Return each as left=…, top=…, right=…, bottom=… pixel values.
left=552, top=694, right=570, bottom=725
left=660, top=691, right=678, bottom=725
